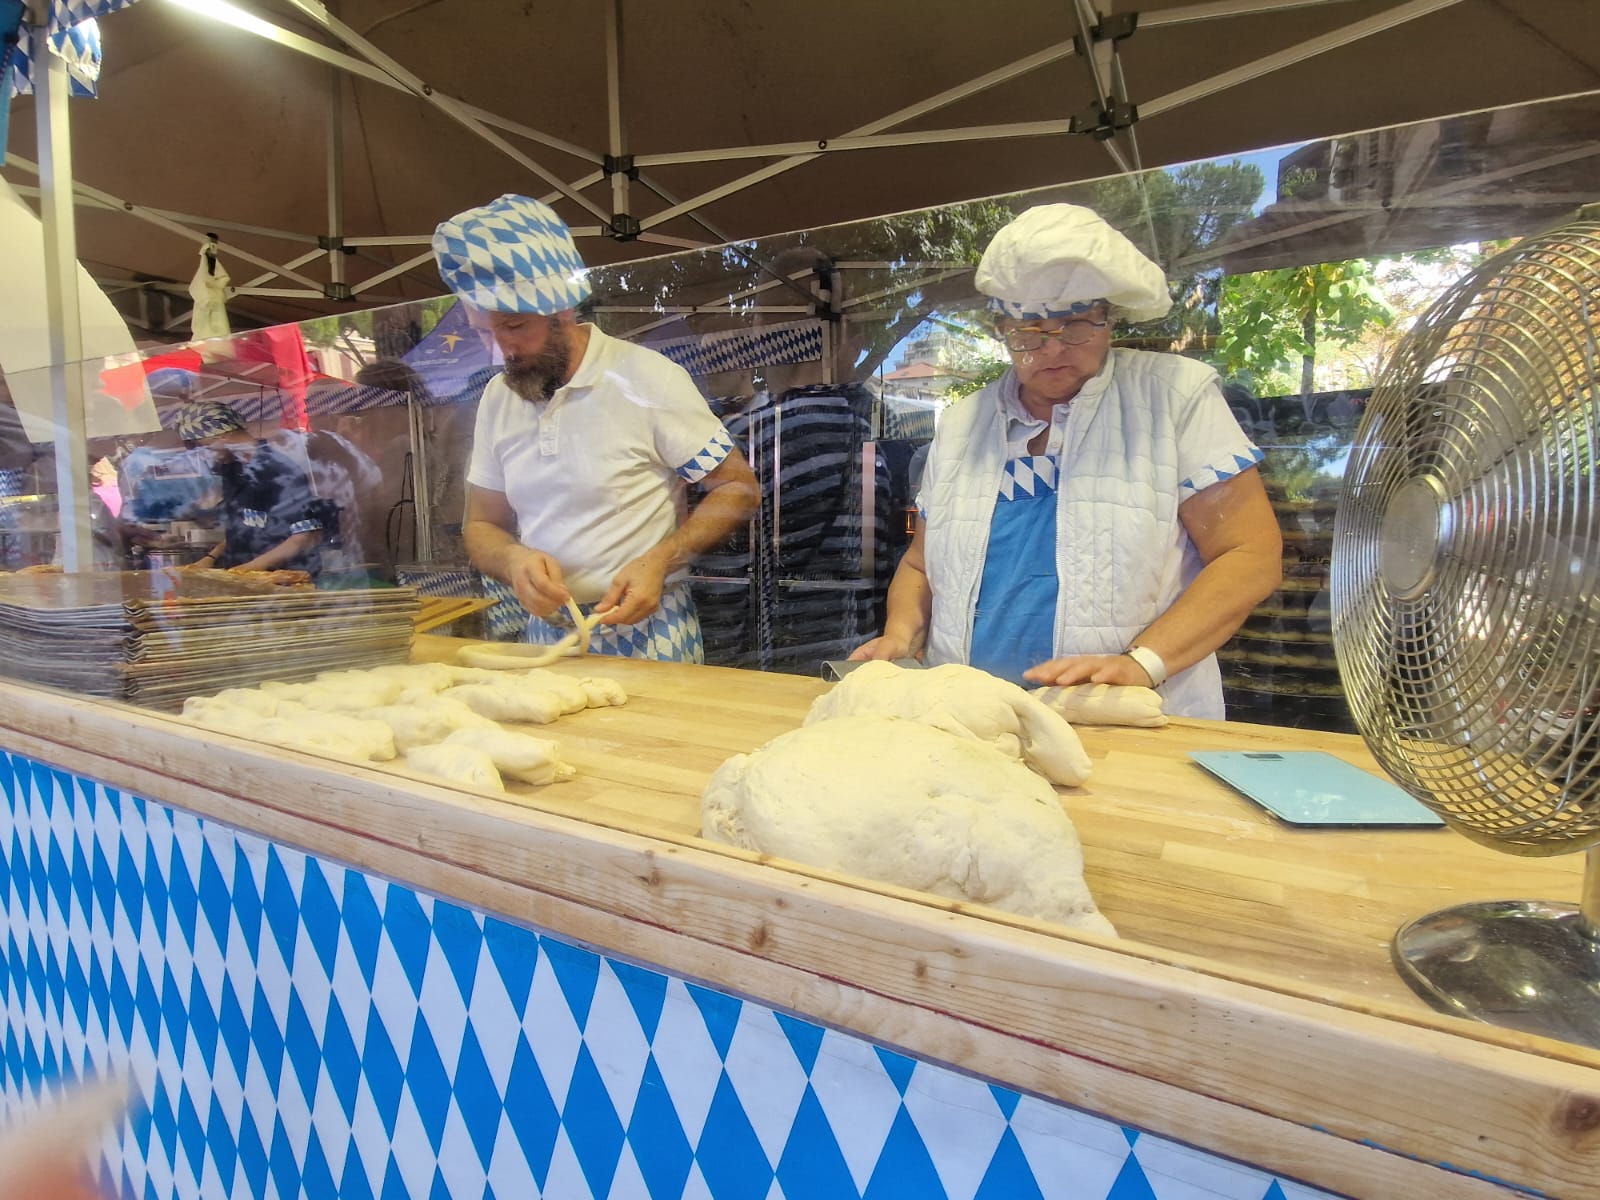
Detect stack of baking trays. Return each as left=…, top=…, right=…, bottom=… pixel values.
left=0, top=570, right=419, bottom=709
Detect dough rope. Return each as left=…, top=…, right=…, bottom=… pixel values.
left=455, top=600, right=619, bottom=669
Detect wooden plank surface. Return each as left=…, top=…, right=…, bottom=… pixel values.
left=413, top=636, right=1586, bottom=1016
left=0, top=710, right=1531, bottom=1200
left=3, top=655, right=1599, bottom=1198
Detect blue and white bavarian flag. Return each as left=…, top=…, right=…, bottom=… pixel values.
left=3, top=1, right=141, bottom=159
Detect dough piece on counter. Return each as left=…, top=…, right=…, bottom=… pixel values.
left=406, top=744, right=504, bottom=792
left=507, top=669, right=629, bottom=711
left=512, top=670, right=589, bottom=714
left=577, top=677, right=627, bottom=708
left=1032, top=683, right=1168, bottom=728
left=306, top=712, right=397, bottom=761
left=805, top=661, right=1092, bottom=786
left=442, top=683, right=564, bottom=725
left=259, top=680, right=317, bottom=700
left=205, top=688, right=280, bottom=717
left=360, top=697, right=498, bottom=751
left=181, top=699, right=261, bottom=737
left=183, top=706, right=393, bottom=762
left=256, top=680, right=376, bottom=711
left=184, top=693, right=269, bottom=722
left=302, top=672, right=405, bottom=710
left=444, top=727, right=574, bottom=785
left=701, top=717, right=1114, bottom=935
left=368, top=662, right=463, bottom=693
left=449, top=665, right=528, bottom=686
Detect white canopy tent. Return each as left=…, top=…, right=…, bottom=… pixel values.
left=7, top=0, right=1599, bottom=566
left=5, top=0, right=1598, bottom=331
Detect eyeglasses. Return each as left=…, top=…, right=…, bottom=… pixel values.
left=998, top=317, right=1109, bottom=352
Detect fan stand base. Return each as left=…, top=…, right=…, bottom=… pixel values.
left=1393, top=901, right=1600, bottom=1049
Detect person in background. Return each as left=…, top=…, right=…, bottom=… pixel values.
left=433, top=194, right=758, bottom=660
left=852, top=203, right=1282, bottom=718
left=173, top=403, right=325, bottom=577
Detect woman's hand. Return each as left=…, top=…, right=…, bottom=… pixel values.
left=1024, top=653, right=1156, bottom=688
left=848, top=634, right=919, bottom=662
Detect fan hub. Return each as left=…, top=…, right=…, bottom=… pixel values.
left=1378, top=475, right=1452, bottom=599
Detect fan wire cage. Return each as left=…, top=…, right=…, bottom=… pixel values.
left=1332, top=209, right=1600, bottom=1046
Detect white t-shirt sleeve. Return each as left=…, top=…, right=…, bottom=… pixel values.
left=647, top=365, right=736, bottom=483
left=466, top=386, right=507, bottom=493
left=1174, top=372, right=1263, bottom=496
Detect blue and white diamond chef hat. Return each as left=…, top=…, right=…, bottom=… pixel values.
left=175, top=402, right=248, bottom=444
left=976, top=203, right=1172, bottom=323
left=432, top=194, right=592, bottom=314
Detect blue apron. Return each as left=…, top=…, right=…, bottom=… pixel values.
left=970, top=454, right=1060, bottom=685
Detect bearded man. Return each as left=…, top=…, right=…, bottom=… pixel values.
left=433, top=194, right=757, bottom=661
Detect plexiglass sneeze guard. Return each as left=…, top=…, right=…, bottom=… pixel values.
left=2, top=91, right=1598, bottom=1055
left=9, top=92, right=1595, bottom=717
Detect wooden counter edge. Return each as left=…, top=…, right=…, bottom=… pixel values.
left=2, top=684, right=1596, bottom=1199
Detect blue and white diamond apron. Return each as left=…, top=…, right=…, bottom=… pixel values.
left=525, top=578, right=706, bottom=663
left=969, top=453, right=1060, bottom=685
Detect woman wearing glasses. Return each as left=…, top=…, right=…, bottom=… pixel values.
left=851, top=204, right=1281, bottom=718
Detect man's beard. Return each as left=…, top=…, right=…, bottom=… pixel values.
left=503, top=331, right=572, bottom=403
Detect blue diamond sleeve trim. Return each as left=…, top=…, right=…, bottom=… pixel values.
left=1179, top=445, right=1264, bottom=494
left=675, top=429, right=735, bottom=483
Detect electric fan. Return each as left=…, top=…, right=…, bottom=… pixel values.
left=1332, top=205, right=1600, bottom=1047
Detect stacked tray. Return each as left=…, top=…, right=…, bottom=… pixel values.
left=0, top=571, right=419, bottom=708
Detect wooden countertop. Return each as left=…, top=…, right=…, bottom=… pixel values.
left=412, top=636, right=1585, bottom=1017
left=3, top=643, right=1597, bottom=1199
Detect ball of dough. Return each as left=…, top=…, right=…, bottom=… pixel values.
left=702, top=716, right=1113, bottom=935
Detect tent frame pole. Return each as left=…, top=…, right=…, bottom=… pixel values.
left=1141, top=0, right=1467, bottom=120
left=604, top=0, right=629, bottom=233
left=327, top=65, right=345, bottom=295
left=283, top=0, right=611, bottom=223
left=638, top=37, right=1081, bottom=228
left=34, top=10, right=92, bottom=572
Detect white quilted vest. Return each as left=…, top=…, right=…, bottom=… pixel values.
left=921, top=348, right=1227, bottom=719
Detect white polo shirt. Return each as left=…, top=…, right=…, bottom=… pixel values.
left=466, top=325, right=734, bottom=603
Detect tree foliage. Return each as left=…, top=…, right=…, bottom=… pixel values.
left=1085, top=161, right=1265, bottom=348
left=1214, top=259, right=1394, bottom=395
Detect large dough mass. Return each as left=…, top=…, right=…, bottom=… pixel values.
left=805, top=661, right=1092, bottom=786
left=701, top=716, right=1113, bottom=934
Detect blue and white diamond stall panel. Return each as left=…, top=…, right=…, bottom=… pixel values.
left=0, top=750, right=1340, bottom=1200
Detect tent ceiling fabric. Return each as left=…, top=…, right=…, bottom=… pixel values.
left=3, top=0, right=1598, bottom=328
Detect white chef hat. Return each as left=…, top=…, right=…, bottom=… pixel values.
left=976, top=203, right=1172, bottom=323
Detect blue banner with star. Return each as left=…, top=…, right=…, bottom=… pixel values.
left=401, top=300, right=498, bottom=401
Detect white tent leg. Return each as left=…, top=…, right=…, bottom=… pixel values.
left=327, top=66, right=345, bottom=293
left=605, top=0, right=629, bottom=227
left=35, top=28, right=92, bottom=572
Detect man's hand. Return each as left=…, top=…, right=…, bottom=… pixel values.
left=848, top=634, right=918, bottom=662
left=1024, top=653, right=1155, bottom=688
left=595, top=552, right=669, bottom=627
left=505, top=546, right=572, bottom=619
